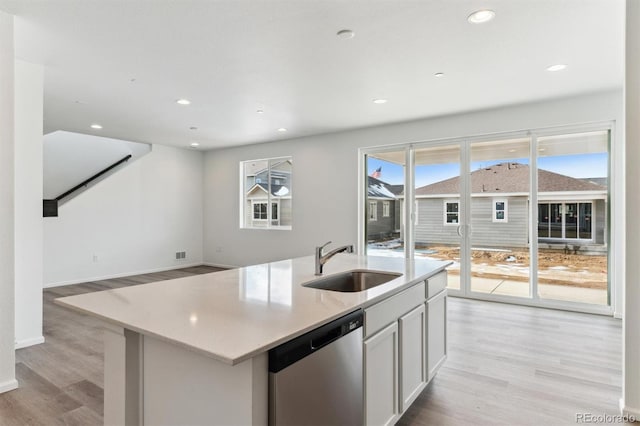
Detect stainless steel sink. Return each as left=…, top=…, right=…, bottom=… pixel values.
left=303, top=270, right=402, bottom=292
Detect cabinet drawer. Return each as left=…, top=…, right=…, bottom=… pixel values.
left=426, top=271, right=447, bottom=299
left=365, top=282, right=425, bottom=338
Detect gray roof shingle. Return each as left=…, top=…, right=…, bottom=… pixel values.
left=415, top=163, right=606, bottom=195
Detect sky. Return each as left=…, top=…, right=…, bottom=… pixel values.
left=367, top=153, right=608, bottom=188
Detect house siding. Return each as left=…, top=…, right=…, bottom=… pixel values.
left=469, top=197, right=529, bottom=248
left=367, top=200, right=397, bottom=240
left=415, top=199, right=459, bottom=245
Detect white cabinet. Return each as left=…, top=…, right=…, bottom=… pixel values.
left=426, top=289, right=447, bottom=380
left=363, top=272, right=447, bottom=425
left=364, top=322, right=399, bottom=426
left=399, top=304, right=426, bottom=412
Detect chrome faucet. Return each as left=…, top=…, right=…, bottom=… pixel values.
left=315, top=241, right=354, bottom=275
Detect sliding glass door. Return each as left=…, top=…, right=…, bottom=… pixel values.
left=413, top=144, right=462, bottom=292
left=362, top=126, right=612, bottom=313
left=468, top=137, right=531, bottom=298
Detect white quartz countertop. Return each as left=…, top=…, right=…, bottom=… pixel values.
left=55, top=254, right=451, bottom=365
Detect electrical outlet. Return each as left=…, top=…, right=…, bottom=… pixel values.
left=92, top=254, right=98, bottom=262
left=175, top=252, right=181, bottom=260
left=181, top=251, right=186, bottom=259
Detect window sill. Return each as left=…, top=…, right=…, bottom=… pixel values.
left=240, top=226, right=292, bottom=231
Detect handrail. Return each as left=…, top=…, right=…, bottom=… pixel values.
left=55, top=154, right=132, bottom=201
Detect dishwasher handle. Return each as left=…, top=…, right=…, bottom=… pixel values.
left=310, top=326, right=342, bottom=350
left=268, top=309, right=363, bottom=373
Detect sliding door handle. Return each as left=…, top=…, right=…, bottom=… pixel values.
left=456, top=225, right=463, bottom=237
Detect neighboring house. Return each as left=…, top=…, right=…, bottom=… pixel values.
left=367, top=176, right=402, bottom=240
left=245, top=159, right=292, bottom=227
left=414, top=162, right=607, bottom=249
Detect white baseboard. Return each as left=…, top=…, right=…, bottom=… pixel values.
left=15, top=336, right=45, bottom=349
left=619, top=398, right=640, bottom=419
left=44, top=262, right=204, bottom=288
left=0, top=379, right=18, bottom=394
left=203, top=261, right=238, bottom=269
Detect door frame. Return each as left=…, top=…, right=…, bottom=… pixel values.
left=359, top=121, right=617, bottom=316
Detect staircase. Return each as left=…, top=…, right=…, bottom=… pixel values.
left=43, top=131, right=151, bottom=217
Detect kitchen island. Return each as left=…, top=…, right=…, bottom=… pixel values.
left=56, top=254, right=451, bottom=425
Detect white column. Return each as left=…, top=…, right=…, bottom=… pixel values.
left=14, top=60, right=44, bottom=349
left=623, top=0, right=640, bottom=418
left=0, top=10, right=17, bottom=394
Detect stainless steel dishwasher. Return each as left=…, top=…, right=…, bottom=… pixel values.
left=268, top=309, right=364, bottom=426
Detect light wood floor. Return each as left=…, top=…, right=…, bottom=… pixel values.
left=0, top=267, right=622, bottom=426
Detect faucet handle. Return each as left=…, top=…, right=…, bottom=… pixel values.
left=318, top=241, right=332, bottom=252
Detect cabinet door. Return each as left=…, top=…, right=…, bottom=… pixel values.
left=364, top=322, right=399, bottom=426
left=426, top=291, right=447, bottom=381
left=399, top=304, right=426, bottom=412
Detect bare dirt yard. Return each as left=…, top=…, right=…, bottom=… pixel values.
left=420, top=246, right=607, bottom=289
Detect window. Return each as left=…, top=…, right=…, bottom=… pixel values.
left=444, top=201, right=459, bottom=225
left=241, top=157, right=292, bottom=229
left=537, top=201, right=593, bottom=240
left=493, top=199, right=508, bottom=223
left=369, top=201, right=378, bottom=221
left=382, top=201, right=390, bottom=217
left=252, top=202, right=267, bottom=220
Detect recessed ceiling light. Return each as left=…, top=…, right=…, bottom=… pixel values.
left=90, top=124, right=102, bottom=129
left=546, top=64, right=567, bottom=72
left=176, top=99, right=191, bottom=105
left=467, top=10, right=495, bottom=24
left=337, top=29, right=355, bottom=39
left=373, top=99, right=388, bottom=104
left=190, top=142, right=200, bottom=148
left=256, top=109, right=264, bottom=114
left=539, top=148, right=546, bottom=152
left=508, top=149, right=516, bottom=153
left=277, top=128, right=288, bottom=132
left=434, top=72, right=445, bottom=78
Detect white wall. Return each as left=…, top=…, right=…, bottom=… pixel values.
left=0, top=10, right=17, bottom=394
left=203, top=89, right=624, bottom=309
left=43, top=130, right=151, bottom=201
left=623, top=0, right=640, bottom=417
left=44, top=144, right=204, bottom=287
left=14, top=60, right=44, bottom=349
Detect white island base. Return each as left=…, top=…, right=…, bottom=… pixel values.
left=104, top=324, right=269, bottom=426
left=56, top=255, right=450, bottom=425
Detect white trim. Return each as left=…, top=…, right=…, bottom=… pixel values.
left=0, top=379, right=18, bottom=394
left=450, top=293, right=613, bottom=316
left=619, top=399, right=640, bottom=419
left=443, top=199, right=460, bottom=226
left=251, top=200, right=268, bottom=221
left=382, top=201, right=391, bottom=217
left=368, top=200, right=378, bottom=221
left=368, top=196, right=394, bottom=201
left=44, top=262, right=204, bottom=288
left=538, top=191, right=607, bottom=200
left=492, top=198, right=508, bottom=223
left=15, top=336, right=44, bottom=349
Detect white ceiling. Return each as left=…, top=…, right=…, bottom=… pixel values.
left=1, top=0, right=624, bottom=150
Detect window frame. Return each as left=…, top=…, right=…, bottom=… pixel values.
left=382, top=201, right=390, bottom=217
left=492, top=198, right=508, bottom=223
left=369, top=201, right=378, bottom=221
left=443, top=199, right=460, bottom=226
left=252, top=201, right=268, bottom=221
left=240, top=156, right=292, bottom=230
